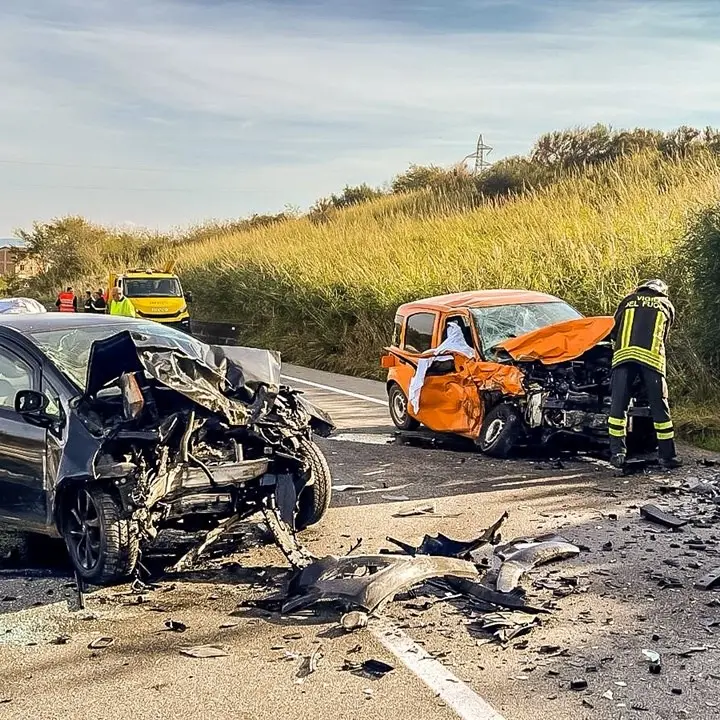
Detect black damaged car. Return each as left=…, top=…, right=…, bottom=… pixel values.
left=0, top=315, right=335, bottom=584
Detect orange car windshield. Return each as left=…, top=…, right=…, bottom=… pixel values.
left=471, top=301, right=582, bottom=357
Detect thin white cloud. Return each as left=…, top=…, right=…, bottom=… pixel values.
left=1, top=0, right=720, bottom=233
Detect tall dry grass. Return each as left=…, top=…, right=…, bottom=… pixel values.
left=165, top=152, right=720, bottom=394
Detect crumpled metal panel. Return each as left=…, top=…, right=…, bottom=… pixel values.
left=138, top=349, right=251, bottom=427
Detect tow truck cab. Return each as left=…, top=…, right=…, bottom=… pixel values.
left=108, top=261, right=192, bottom=332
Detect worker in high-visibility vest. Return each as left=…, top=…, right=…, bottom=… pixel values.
left=607, top=279, right=681, bottom=470
left=55, top=287, right=77, bottom=313
left=107, top=286, right=137, bottom=318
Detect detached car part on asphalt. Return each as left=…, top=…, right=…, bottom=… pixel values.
left=0, top=315, right=335, bottom=584
left=382, top=290, right=656, bottom=457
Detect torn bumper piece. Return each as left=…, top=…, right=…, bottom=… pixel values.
left=282, top=554, right=479, bottom=615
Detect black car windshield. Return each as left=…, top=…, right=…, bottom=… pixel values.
left=471, top=301, right=582, bottom=355
left=124, top=278, right=182, bottom=298
left=26, top=321, right=208, bottom=390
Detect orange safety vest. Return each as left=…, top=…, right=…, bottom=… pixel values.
left=58, top=291, right=75, bottom=312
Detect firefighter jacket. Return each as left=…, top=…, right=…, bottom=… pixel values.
left=611, top=290, right=675, bottom=375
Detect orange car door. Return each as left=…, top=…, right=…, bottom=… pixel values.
left=412, top=315, right=484, bottom=437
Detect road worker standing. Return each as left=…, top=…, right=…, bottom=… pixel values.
left=608, top=279, right=681, bottom=469
left=107, top=286, right=137, bottom=318
left=55, top=287, right=77, bottom=313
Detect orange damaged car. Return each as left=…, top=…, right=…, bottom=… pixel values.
left=381, top=290, right=655, bottom=457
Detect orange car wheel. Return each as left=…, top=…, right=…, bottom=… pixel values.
left=388, top=383, right=420, bottom=431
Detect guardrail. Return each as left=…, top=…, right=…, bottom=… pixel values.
left=190, top=320, right=241, bottom=346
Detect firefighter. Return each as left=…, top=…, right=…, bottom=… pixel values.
left=608, top=279, right=681, bottom=469
left=108, top=286, right=137, bottom=318
left=55, top=287, right=77, bottom=313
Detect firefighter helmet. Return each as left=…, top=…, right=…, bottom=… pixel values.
left=637, top=278, right=668, bottom=296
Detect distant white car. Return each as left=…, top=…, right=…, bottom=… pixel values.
left=0, top=297, right=47, bottom=314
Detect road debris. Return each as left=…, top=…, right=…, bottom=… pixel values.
left=297, top=647, right=323, bottom=678
left=163, top=619, right=187, bottom=633
left=480, top=611, right=541, bottom=644
left=88, top=637, right=114, bottom=650
left=494, top=535, right=581, bottom=593
left=343, top=658, right=395, bottom=679
left=393, top=505, right=436, bottom=518
left=695, top=568, right=720, bottom=591
left=282, top=553, right=479, bottom=614
left=341, top=611, right=369, bottom=631
left=570, top=678, right=588, bottom=690
left=332, top=484, right=365, bottom=492
left=180, top=645, right=228, bottom=658
left=640, top=504, right=688, bottom=529
left=385, top=511, right=508, bottom=558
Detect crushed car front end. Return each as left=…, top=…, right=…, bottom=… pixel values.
left=28, top=321, right=335, bottom=584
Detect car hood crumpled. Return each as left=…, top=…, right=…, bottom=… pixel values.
left=495, top=316, right=615, bottom=364
left=84, top=330, right=285, bottom=427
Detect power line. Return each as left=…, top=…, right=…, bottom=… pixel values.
left=0, top=157, right=204, bottom=173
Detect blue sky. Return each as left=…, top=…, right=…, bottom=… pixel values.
left=2, top=0, right=720, bottom=235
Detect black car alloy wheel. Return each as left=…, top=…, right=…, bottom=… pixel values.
left=65, top=488, right=103, bottom=573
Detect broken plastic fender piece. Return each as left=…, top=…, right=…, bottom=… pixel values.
left=385, top=511, right=508, bottom=559
left=495, top=537, right=581, bottom=594
left=282, top=554, right=479, bottom=615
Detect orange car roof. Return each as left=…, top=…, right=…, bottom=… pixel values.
left=397, top=290, right=564, bottom=314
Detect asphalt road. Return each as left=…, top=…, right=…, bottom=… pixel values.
left=2, top=364, right=720, bottom=720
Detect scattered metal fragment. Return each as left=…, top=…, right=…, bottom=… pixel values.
left=631, top=703, right=650, bottom=711
left=393, top=505, right=436, bottom=518
left=570, top=678, right=588, bottom=690
left=50, top=635, right=71, bottom=645
left=642, top=649, right=661, bottom=664
left=696, top=568, right=720, bottom=591
left=382, top=494, right=410, bottom=501
left=343, top=658, right=395, bottom=679
left=445, top=577, right=549, bottom=614
left=180, top=645, right=228, bottom=658
left=88, top=637, right=114, bottom=650
left=385, top=512, right=508, bottom=559
left=341, top=611, right=369, bottom=632
left=163, top=619, right=187, bottom=633
left=671, top=688, right=683, bottom=695
left=494, top=536, right=581, bottom=593
left=602, top=690, right=614, bottom=700
left=333, top=485, right=365, bottom=492
left=640, top=505, right=687, bottom=529
left=677, top=646, right=707, bottom=657
left=481, top=611, right=541, bottom=644
left=283, top=553, right=479, bottom=614
left=297, top=646, right=323, bottom=678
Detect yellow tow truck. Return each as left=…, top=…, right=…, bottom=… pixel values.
left=108, top=261, right=192, bottom=332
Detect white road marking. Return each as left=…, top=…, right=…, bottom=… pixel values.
left=372, top=621, right=507, bottom=720
left=281, top=374, right=387, bottom=406
left=328, top=432, right=395, bottom=445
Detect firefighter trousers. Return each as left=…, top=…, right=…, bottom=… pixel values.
left=608, top=363, right=676, bottom=460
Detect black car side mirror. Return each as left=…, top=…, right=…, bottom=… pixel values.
left=185, top=291, right=193, bottom=303
left=15, top=390, right=52, bottom=426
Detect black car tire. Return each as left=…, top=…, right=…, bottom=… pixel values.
left=478, top=403, right=522, bottom=458
left=388, top=383, right=420, bottom=431
left=295, top=439, right=333, bottom=530
left=61, top=486, right=139, bottom=585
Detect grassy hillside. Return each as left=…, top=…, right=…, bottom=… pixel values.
left=174, top=152, right=717, bottom=374
left=12, top=143, right=720, bottom=446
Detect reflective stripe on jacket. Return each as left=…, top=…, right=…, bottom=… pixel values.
left=611, top=291, right=674, bottom=375
left=58, top=292, right=75, bottom=312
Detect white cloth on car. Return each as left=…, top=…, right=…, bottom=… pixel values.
left=408, top=322, right=475, bottom=413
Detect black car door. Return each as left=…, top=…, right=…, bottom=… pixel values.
left=0, top=340, right=47, bottom=530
